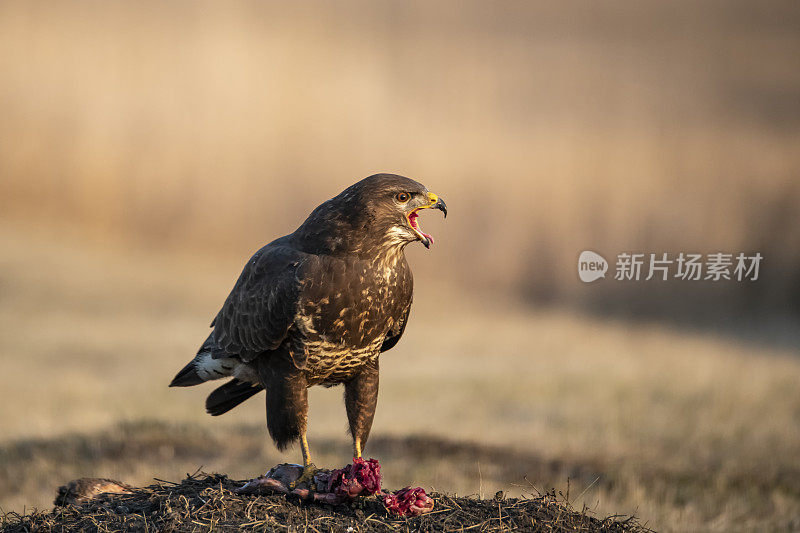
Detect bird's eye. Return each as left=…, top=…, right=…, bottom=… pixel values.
left=396, top=192, right=410, bottom=203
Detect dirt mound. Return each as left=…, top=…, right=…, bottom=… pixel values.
left=2, top=473, right=648, bottom=532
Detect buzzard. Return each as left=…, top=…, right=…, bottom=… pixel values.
left=170, top=174, right=446, bottom=485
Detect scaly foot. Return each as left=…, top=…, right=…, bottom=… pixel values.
left=288, top=463, right=320, bottom=490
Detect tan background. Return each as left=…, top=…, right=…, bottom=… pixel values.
left=1, top=2, right=799, bottom=531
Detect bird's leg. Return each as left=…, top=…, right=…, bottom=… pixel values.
left=344, top=359, right=379, bottom=459
left=289, top=433, right=319, bottom=489
left=259, top=354, right=317, bottom=490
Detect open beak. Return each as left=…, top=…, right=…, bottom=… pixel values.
left=407, top=192, right=447, bottom=249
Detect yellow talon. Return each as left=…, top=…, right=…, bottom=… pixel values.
left=289, top=433, right=319, bottom=489
left=289, top=463, right=320, bottom=490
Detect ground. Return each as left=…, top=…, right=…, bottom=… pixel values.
left=1, top=228, right=799, bottom=532
left=1, top=473, right=648, bottom=532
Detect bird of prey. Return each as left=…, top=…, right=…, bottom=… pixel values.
left=170, top=174, right=446, bottom=486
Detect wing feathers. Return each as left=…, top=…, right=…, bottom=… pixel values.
left=212, top=243, right=305, bottom=361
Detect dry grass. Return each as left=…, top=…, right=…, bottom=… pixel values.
left=1, top=227, right=799, bottom=532
left=1, top=472, right=649, bottom=533
left=1, top=1, right=800, bottom=316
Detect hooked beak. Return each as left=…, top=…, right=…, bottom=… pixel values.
left=407, top=192, right=447, bottom=249
left=433, top=196, right=447, bottom=218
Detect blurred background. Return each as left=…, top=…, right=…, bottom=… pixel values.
left=1, top=1, right=799, bottom=531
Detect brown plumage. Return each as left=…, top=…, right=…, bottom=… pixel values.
left=170, top=174, right=446, bottom=476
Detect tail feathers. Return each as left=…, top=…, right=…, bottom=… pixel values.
left=206, top=379, right=264, bottom=416
left=171, top=333, right=240, bottom=387
left=171, top=334, right=219, bottom=387
left=169, top=360, right=205, bottom=387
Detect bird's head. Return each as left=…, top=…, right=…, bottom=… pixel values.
left=297, top=174, right=447, bottom=256
left=357, top=174, right=446, bottom=250
left=345, top=174, right=446, bottom=251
